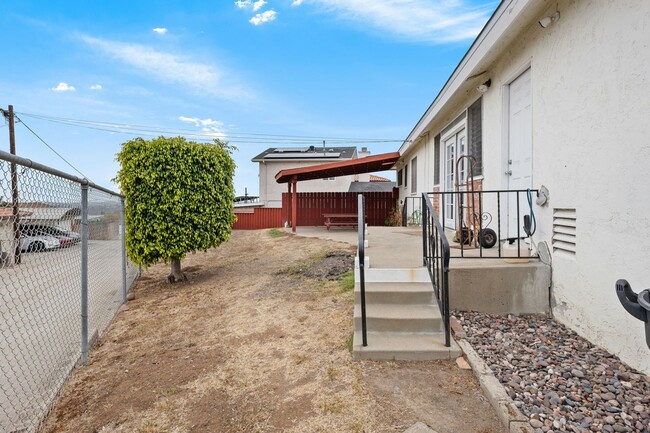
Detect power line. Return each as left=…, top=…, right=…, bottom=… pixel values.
left=17, top=111, right=408, bottom=145
left=13, top=114, right=91, bottom=181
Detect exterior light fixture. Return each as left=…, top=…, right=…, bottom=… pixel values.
left=539, top=11, right=560, bottom=28
left=477, top=79, right=491, bottom=93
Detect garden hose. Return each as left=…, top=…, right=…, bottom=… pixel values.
left=526, top=188, right=537, bottom=236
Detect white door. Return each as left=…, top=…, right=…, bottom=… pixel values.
left=443, top=129, right=466, bottom=229
left=507, top=68, right=532, bottom=238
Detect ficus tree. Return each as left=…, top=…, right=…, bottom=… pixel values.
left=115, top=136, right=236, bottom=283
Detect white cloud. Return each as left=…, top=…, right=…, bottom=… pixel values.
left=152, top=27, right=168, bottom=34
left=51, top=82, right=76, bottom=92
left=80, top=35, right=249, bottom=100
left=179, top=116, right=227, bottom=139
left=235, top=0, right=251, bottom=8
left=89, top=84, right=103, bottom=90
left=250, top=10, right=277, bottom=25
left=292, top=0, right=303, bottom=5
left=252, top=0, right=267, bottom=11
left=298, top=0, right=494, bottom=43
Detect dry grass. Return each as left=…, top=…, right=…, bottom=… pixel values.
left=40, top=230, right=505, bottom=433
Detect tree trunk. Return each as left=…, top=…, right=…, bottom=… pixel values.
left=168, top=258, right=187, bottom=283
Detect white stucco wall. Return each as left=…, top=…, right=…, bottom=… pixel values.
left=479, top=0, right=650, bottom=373
left=396, top=136, right=430, bottom=218
left=258, top=161, right=356, bottom=208
left=401, top=0, right=650, bottom=373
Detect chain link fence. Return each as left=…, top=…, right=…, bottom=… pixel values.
left=0, top=151, right=139, bottom=432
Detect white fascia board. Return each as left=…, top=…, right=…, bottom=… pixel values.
left=399, top=0, right=536, bottom=157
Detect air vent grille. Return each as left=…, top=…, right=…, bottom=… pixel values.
left=553, top=208, right=576, bottom=258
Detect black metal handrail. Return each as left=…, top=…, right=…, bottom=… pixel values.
left=428, top=189, right=539, bottom=259
left=357, top=194, right=367, bottom=346
left=422, top=193, right=451, bottom=347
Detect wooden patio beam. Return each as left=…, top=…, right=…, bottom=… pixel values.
left=291, top=176, right=297, bottom=233
left=287, top=182, right=292, bottom=228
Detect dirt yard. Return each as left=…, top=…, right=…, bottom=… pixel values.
left=41, top=230, right=505, bottom=433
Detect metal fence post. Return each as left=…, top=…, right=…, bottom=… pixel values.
left=80, top=183, right=89, bottom=364
left=121, top=197, right=127, bottom=304
left=0, top=149, right=140, bottom=429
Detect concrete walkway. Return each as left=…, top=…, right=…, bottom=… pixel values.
left=288, top=225, right=539, bottom=270
left=286, top=225, right=424, bottom=268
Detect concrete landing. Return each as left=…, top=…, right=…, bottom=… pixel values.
left=365, top=226, right=423, bottom=268
left=450, top=261, right=551, bottom=314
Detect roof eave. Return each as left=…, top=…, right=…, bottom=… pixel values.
left=275, top=152, right=400, bottom=184
left=399, top=0, right=540, bottom=158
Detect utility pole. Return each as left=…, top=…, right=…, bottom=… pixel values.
left=2, top=105, right=21, bottom=264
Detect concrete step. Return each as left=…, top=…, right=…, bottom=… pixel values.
left=354, top=282, right=434, bottom=304
left=352, top=331, right=461, bottom=361
left=354, top=303, right=442, bottom=333
left=355, top=266, right=430, bottom=283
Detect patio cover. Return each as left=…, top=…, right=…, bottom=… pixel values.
left=275, top=152, right=400, bottom=183
left=275, top=152, right=400, bottom=232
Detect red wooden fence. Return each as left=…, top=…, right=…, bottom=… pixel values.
left=233, top=207, right=283, bottom=230
left=281, top=191, right=397, bottom=226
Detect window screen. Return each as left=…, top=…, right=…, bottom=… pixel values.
left=411, top=157, right=417, bottom=193
left=467, top=97, right=483, bottom=176
left=434, top=134, right=440, bottom=185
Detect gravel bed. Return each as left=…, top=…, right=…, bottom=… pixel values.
left=456, top=311, right=650, bottom=433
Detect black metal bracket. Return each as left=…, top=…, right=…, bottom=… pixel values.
left=615, top=279, right=650, bottom=349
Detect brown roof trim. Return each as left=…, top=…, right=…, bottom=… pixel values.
left=0, top=208, right=33, bottom=218
left=275, top=152, right=400, bottom=184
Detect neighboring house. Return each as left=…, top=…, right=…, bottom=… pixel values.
left=349, top=174, right=396, bottom=193
left=0, top=208, right=32, bottom=265
left=396, top=0, right=650, bottom=373
left=252, top=146, right=359, bottom=208
left=19, top=207, right=81, bottom=232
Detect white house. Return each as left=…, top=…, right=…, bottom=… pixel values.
left=396, top=0, right=650, bottom=373
left=252, top=146, right=361, bottom=208
left=19, top=206, right=81, bottom=232
left=1, top=208, right=26, bottom=266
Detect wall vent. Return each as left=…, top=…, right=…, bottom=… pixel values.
left=553, top=208, right=576, bottom=258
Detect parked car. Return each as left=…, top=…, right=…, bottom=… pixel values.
left=19, top=232, right=60, bottom=252
left=20, top=225, right=81, bottom=247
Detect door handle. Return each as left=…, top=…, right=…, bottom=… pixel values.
left=505, top=170, right=512, bottom=176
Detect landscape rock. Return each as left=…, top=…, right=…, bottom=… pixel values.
left=456, top=356, right=471, bottom=370
left=457, top=311, right=650, bottom=433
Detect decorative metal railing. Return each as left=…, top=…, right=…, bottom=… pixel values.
left=422, top=193, right=451, bottom=347
left=428, top=189, right=540, bottom=259
left=357, top=194, right=367, bottom=346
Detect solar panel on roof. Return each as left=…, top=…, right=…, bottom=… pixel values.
left=265, top=152, right=342, bottom=159
left=273, top=147, right=310, bottom=153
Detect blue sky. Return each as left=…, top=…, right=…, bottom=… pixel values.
left=0, top=0, right=497, bottom=195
